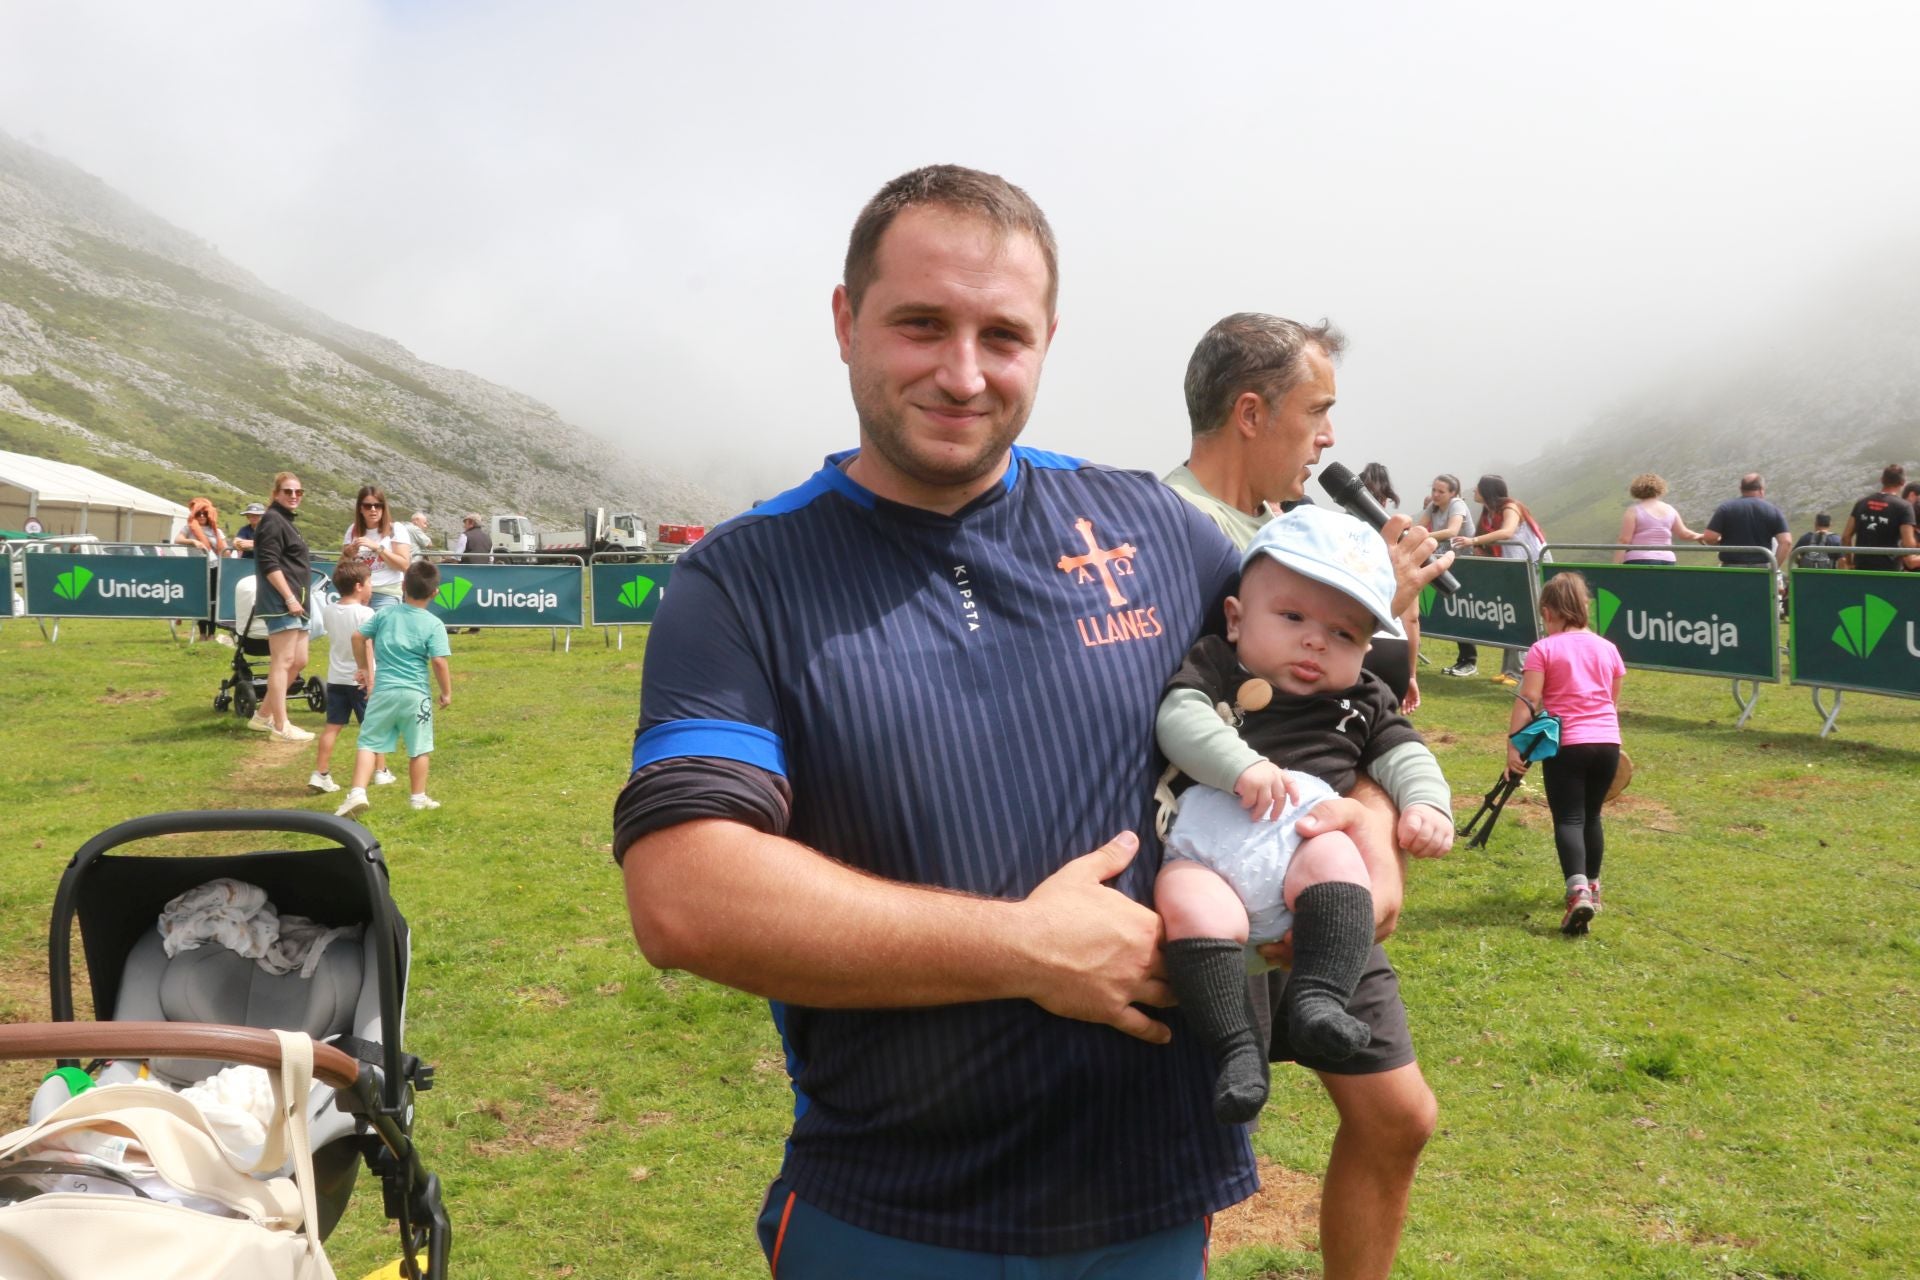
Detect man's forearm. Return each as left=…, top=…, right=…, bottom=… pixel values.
left=1346, top=776, right=1406, bottom=939
left=623, top=819, right=1055, bottom=1009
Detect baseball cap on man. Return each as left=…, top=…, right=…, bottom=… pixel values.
left=1243, top=505, right=1404, bottom=638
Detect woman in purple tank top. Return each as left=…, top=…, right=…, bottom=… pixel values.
left=1613, top=473, right=1706, bottom=564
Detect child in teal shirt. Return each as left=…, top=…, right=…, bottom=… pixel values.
left=336, top=559, right=453, bottom=817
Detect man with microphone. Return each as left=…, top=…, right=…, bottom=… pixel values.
left=1164, top=311, right=1450, bottom=1280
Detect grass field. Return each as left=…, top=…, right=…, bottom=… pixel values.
left=1, top=613, right=1915, bottom=1278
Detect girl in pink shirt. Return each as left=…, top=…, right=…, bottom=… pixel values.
left=1508, top=573, right=1625, bottom=935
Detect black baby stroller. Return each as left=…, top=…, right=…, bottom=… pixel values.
left=214, top=573, right=326, bottom=721
left=0, top=811, right=449, bottom=1278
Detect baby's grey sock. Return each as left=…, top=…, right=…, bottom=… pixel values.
left=1165, top=936, right=1269, bottom=1124
left=1283, top=883, right=1376, bottom=1063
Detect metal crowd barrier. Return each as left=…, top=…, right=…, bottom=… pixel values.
left=13, top=540, right=213, bottom=645
left=587, top=551, right=678, bottom=649
left=416, top=550, right=586, bottom=652
left=1540, top=542, right=1781, bottom=728
left=1785, top=544, right=1920, bottom=736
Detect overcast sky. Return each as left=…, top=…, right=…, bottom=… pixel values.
left=4, top=1, right=1918, bottom=511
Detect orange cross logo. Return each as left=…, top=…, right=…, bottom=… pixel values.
left=1057, top=517, right=1137, bottom=607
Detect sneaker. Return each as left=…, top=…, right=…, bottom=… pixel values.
left=1442, top=663, right=1477, bottom=678
left=372, top=769, right=399, bottom=787
left=335, top=790, right=370, bottom=819
left=247, top=713, right=274, bottom=732
left=307, top=771, right=340, bottom=794
left=1561, top=885, right=1595, bottom=936
left=409, top=794, right=441, bottom=811
left=1589, top=881, right=1603, bottom=915
left=1492, top=673, right=1519, bottom=687
left=271, top=722, right=315, bottom=743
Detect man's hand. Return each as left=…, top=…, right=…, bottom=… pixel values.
left=1397, top=803, right=1454, bottom=858
left=1382, top=514, right=1454, bottom=618
left=1234, top=761, right=1299, bottom=820
left=1016, top=832, right=1173, bottom=1045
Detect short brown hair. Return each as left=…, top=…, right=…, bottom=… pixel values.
left=1629, top=473, right=1667, bottom=500
left=403, top=558, right=440, bottom=601
left=332, top=559, right=370, bottom=595
left=1539, top=571, right=1592, bottom=630
left=844, top=165, right=1059, bottom=316
left=1883, top=463, right=1907, bottom=488
left=1185, top=313, right=1347, bottom=437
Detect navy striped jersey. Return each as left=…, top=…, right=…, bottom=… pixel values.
left=628, top=446, right=1252, bottom=1253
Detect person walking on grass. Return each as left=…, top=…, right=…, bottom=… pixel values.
left=309, top=560, right=396, bottom=794
left=335, top=559, right=452, bottom=818
left=1506, top=572, right=1624, bottom=936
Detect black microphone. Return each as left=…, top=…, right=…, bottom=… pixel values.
left=1318, top=462, right=1461, bottom=595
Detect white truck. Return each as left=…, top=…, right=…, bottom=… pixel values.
left=487, top=509, right=650, bottom=560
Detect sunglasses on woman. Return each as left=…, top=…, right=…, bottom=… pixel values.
left=279, top=487, right=303, bottom=496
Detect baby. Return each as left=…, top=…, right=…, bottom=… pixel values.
left=1157, top=505, right=1453, bottom=1123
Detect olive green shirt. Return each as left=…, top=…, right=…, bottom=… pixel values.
left=1161, top=463, right=1272, bottom=551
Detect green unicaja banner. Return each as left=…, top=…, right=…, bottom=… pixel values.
left=215, top=558, right=338, bottom=624
left=1416, top=554, right=1541, bottom=648
left=1788, top=568, right=1920, bottom=699
left=425, top=562, right=583, bottom=628
left=1541, top=560, right=1778, bottom=681
left=590, top=562, right=675, bottom=625
left=23, top=551, right=209, bottom=619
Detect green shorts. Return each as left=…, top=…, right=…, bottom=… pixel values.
left=359, top=688, right=435, bottom=757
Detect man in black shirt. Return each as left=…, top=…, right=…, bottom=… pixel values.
left=1842, top=464, right=1920, bottom=571
left=1702, top=473, right=1790, bottom=567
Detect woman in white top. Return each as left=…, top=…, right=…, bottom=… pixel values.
left=342, top=485, right=412, bottom=610
left=1422, top=475, right=1478, bottom=677
left=1420, top=474, right=1472, bottom=542
left=1613, top=473, right=1705, bottom=564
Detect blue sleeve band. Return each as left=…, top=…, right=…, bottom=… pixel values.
left=632, top=719, right=788, bottom=777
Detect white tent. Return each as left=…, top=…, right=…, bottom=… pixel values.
left=0, top=449, right=189, bottom=543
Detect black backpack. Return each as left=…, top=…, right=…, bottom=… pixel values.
left=1801, top=531, right=1840, bottom=570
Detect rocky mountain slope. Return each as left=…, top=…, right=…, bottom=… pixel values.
left=1513, top=251, right=1920, bottom=544
left=0, top=131, right=723, bottom=533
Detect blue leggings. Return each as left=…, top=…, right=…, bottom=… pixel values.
left=756, top=1179, right=1211, bottom=1279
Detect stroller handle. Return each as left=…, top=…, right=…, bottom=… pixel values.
left=0, top=1021, right=361, bottom=1090
left=65, top=810, right=385, bottom=867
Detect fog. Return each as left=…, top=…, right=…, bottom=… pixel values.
left=5, top=1, right=1918, bottom=511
